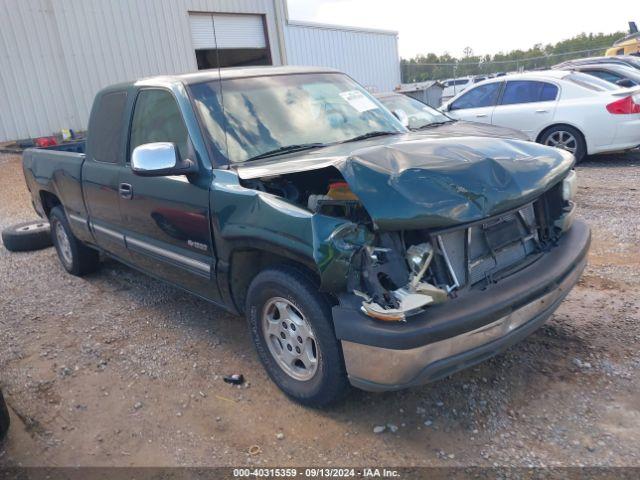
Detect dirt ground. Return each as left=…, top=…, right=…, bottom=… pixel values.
left=0, top=150, right=639, bottom=468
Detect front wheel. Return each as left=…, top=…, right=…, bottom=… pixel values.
left=49, top=207, right=100, bottom=276
left=539, top=125, right=586, bottom=163
left=246, top=266, right=350, bottom=407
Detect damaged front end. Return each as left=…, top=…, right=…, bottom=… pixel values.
left=232, top=134, right=577, bottom=323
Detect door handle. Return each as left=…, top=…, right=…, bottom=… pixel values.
left=119, top=183, right=133, bottom=200
left=535, top=109, right=549, bottom=113
left=476, top=114, right=488, bottom=118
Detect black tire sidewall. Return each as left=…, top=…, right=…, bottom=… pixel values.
left=0, top=390, right=9, bottom=441
left=542, top=126, right=586, bottom=163
left=246, top=267, right=348, bottom=406
left=49, top=207, right=79, bottom=274
left=1, top=221, right=52, bottom=252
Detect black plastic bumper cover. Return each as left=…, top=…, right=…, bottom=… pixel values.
left=332, top=220, right=591, bottom=350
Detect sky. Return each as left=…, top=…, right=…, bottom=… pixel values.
left=286, top=0, right=631, bottom=59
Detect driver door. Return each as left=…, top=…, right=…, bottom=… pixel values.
left=117, top=88, right=221, bottom=302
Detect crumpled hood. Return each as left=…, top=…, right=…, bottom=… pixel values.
left=235, top=134, right=574, bottom=230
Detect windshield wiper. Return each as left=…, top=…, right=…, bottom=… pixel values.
left=247, top=143, right=327, bottom=162
left=339, top=131, right=398, bottom=143
left=415, top=120, right=455, bottom=130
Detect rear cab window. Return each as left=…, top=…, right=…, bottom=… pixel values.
left=89, top=91, right=128, bottom=163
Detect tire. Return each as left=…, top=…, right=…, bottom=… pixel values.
left=246, top=265, right=350, bottom=407
left=539, top=125, right=587, bottom=163
left=0, top=390, right=9, bottom=442
left=49, top=206, right=100, bottom=276
left=1, top=220, right=52, bottom=252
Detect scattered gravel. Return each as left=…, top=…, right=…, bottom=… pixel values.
left=0, top=151, right=639, bottom=467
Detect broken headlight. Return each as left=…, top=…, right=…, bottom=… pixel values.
left=562, top=170, right=577, bottom=202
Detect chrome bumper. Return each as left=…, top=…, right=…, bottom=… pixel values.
left=342, top=254, right=587, bottom=392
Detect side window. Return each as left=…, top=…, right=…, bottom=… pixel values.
left=450, top=82, right=501, bottom=110
left=129, top=90, right=190, bottom=160
left=89, top=91, right=127, bottom=163
left=500, top=81, right=558, bottom=105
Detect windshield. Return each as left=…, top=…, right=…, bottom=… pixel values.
left=377, top=94, right=452, bottom=130
left=189, top=73, right=405, bottom=163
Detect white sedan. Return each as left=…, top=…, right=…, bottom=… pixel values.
left=441, top=70, right=640, bottom=161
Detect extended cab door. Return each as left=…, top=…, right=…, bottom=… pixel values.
left=490, top=80, right=559, bottom=140
left=82, top=90, right=130, bottom=259
left=446, top=81, right=502, bottom=124
left=117, top=88, right=222, bottom=302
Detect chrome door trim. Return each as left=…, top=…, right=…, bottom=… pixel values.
left=125, top=236, right=211, bottom=276
left=91, top=223, right=125, bottom=243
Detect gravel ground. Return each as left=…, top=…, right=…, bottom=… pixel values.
left=0, top=151, right=639, bottom=468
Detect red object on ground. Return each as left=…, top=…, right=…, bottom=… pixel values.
left=35, top=136, right=58, bottom=147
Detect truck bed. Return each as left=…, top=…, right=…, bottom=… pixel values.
left=22, top=141, right=88, bottom=223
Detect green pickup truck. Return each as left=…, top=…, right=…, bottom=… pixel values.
left=22, top=66, right=590, bottom=406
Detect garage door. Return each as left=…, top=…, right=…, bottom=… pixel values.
left=189, top=13, right=270, bottom=69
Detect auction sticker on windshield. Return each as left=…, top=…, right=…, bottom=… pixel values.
left=339, top=90, right=378, bottom=113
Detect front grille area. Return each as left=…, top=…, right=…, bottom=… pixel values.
left=434, top=203, right=542, bottom=291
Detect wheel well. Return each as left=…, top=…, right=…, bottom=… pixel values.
left=229, top=249, right=321, bottom=314
left=40, top=191, right=61, bottom=218
left=536, top=123, right=586, bottom=145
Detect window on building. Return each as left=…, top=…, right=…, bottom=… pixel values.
left=190, top=13, right=272, bottom=69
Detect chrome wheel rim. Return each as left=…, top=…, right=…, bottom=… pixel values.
left=54, top=221, right=73, bottom=267
left=262, top=297, right=318, bottom=381
left=545, top=131, right=578, bottom=154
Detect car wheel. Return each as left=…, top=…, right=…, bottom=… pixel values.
left=246, top=265, right=350, bottom=407
left=540, top=125, right=586, bottom=162
left=0, top=390, right=9, bottom=442
left=1, top=220, right=52, bottom=252
left=50, top=207, right=100, bottom=276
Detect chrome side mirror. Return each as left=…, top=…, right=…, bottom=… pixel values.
left=131, top=142, right=196, bottom=177
left=392, top=109, right=410, bottom=128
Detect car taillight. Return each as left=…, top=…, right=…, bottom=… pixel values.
left=606, top=94, right=640, bottom=114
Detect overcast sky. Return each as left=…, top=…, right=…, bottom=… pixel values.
left=286, top=0, right=630, bottom=59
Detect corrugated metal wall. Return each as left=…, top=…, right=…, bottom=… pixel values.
left=0, top=0, right=401, bottom=142
left=284, top=21, right=400, bottom=93
left=0, top=0, right=283, bottom=141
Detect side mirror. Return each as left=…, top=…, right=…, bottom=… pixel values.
left=131, top=142, right=197, bottom=177
left=616, top=78, right=636, bottom=88
left=392, top=109, right=410, bottom=128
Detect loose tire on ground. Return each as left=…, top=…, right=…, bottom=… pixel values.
left=1, top=220, right=52, bottom=252
left=49, top=206, right=100, bottom=276
left=539, top=125, right=587, bottom=163
left=246, top=265, right=350, bottom=407
left=0, top=389, right=9, bottom=442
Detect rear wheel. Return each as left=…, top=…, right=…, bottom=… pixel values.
left=539, top=125, right=586, bottom=162
left=50, top=207, right=100, bottom=276
left=246, top=265, right=350, bottom=407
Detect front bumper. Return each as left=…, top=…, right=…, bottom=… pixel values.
left=333, top=220, right=591, bottom=392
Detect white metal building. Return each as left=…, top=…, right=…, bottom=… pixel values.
left=0, top=0, right=400, bottom=142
